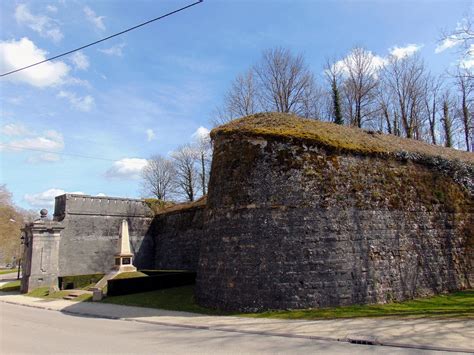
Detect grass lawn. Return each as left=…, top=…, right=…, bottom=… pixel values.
left=0, top=280, right=20, bottom=292
left=102, top=286, right=474, bottom=319
left=0, top=269, right=18, bottom=275
left=246, top=290, right=474, bottom=320
left=26, top=287, right=92, bottom=302
left=102, top=285, right=225, bottom=315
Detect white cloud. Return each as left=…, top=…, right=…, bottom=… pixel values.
left=192, top=126, right=210, bottom=141
left=0, top=37, right=70, bottom=87
left=333, top=49, right=387, bottom=76
left=3, top=129, right=64, bottom=152
left=105, top=158, right=147, bottom=179
left=1, top=123, right=64, bottom=163
left=389, top=44, right=422, bottom=59
left=1, top=123, right=30, bottom=136
left=24, top=188, right=83, bottom=208
left=460, top=52, right=474, bottom=69
left=70, top=51, right=89, bottom=70
left=57, top=91, right=95, bottom=112
left=84, top=6, right=105, bottom=31
left=99, top=43, right=126, bottom=57
left=15, top=4, right=63, bottom=43
left=435, top=36, right=460, bottom=54
left=146, top=128, right=156, bottom=141
left=96, top=192, right=106, bottom=197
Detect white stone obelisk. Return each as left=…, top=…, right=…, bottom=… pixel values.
left=114, top=219, right=137, bottom=272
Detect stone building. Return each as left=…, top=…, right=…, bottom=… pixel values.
left=22, top=113, right=473, bottom=311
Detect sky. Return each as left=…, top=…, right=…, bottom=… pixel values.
left=0, top=0, right=471, bottom=210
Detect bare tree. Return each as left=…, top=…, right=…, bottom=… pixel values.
left=453, top=68, right=473, bottom=151
left=439, top=14, right=474, bottom=78
left=380, top=54, right=427, bottom=139
left=254, top=47, right=316, bottom=115
left=341, top=47, right=380, bottom=128
left=142, top=155, right=176, bottom=200
left=423, top=74, right=443, bottom=145
left=171, top=145, right=199, bottom=202
left=192, top=129, right=212, bottom=196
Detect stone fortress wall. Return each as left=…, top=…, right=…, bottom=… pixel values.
left=23, top=113, right=473, bottom=311
left=195, top=114, right=474, bottom=312
left=52, top=194, right=204, bottom=277
left=53, top=194, right=155, bottom=276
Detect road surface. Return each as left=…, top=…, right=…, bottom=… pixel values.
left=0, top=302, right=454, bottom=354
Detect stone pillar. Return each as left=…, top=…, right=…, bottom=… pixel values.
left=21, top=210, right=64, bottom=293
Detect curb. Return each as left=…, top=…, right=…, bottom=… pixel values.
left=1, top=299, right=472, bottom=354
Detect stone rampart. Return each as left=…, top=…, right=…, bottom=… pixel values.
left=54, top=194, right=155, bottom=276
left=195, top=114, right=473, bottom=312
left=152, top=204, right=205, bottom=271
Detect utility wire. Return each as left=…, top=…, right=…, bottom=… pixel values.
left=1, top=0, right=203, bottom=77
left=0, top=143, right=124, bottom=162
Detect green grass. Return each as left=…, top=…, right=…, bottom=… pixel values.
left=112, top=271, right=148, bottom=280
left=0, top=269, right=18, bottom=275
left=26, top=287, right=92, bottom=302
left=0, top=280, right=20, bottom=292
left=102, top=286, right=474, bottom=319
left=102, top=285, right=225, bottom=315
left=245, top=290, right=474, bottom=319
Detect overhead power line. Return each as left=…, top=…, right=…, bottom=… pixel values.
left=0, top=143, right=123, bottom=162
left=1, top=0, right=203, bottom=77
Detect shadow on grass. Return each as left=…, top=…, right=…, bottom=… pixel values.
left=55, top=286, right=474, bottom=321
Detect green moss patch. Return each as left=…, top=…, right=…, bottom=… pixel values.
left=212, top=113, right=474, bottom=164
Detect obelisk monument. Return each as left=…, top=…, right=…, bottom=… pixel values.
left=114, top=219, right=137, bottom=272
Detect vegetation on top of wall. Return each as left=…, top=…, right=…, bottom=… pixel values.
left=212, top=113, right=474, bottom=164
left=143, top=198, right=175, bottom=214
left=153, top=196, right=207, bottom=216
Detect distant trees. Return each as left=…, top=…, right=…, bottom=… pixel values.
left=142, top=129, right=212, bottom=203
left=141, top=155, right=175, bottom=200
left=0, top=185, right=24, bottom=266
left=214, top=44, right=472, bottom=151
left=215, top=47, right=317, bottom=123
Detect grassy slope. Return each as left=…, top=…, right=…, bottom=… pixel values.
left=102, top=286, right=474, bottom=319
left=0, top=280, right=20, bottom=292
left=212, top=113, right=474, bottom=164
left=0, top=269, right=18, bottom=275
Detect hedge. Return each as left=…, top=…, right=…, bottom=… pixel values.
left=107, top=271, right=196, bottom=296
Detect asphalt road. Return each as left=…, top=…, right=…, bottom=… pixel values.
left=0, top=303, right=451, bottom=354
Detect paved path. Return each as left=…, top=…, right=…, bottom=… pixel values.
left=0, top=293, right=472, bottom=353
left=0, top=302, right=453, bottom=355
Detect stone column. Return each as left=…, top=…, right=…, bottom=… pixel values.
left=21, top=210, right=64, bottom=293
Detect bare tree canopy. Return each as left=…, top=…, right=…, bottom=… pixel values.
left=192, top=128, right=212, bottom=196
left=254, top=47, right=316, bottom=114
left=380, top=54, right=428, bottom=139
left=142, top=155, right=176, bottom=201
left=171, top=144, right=199, bottom=202
left=214, top=47, right=318, bottom=124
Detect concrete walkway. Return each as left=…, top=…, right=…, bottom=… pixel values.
left=0, top=293, right=472, bottom=353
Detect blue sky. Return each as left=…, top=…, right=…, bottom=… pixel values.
left=0, top=0, right=470, bottom=209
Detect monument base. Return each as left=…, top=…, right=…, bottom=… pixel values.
left=114, top=253, right=137, bottom=273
